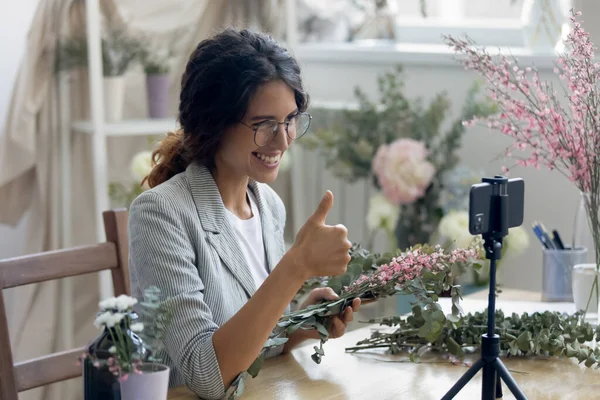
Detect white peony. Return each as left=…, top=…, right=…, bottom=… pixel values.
left=105, top=313, right=125, bottom=328
left=437, top=210, right=476, bottom=249
left=505, top=226, right=530, bottom=257
left=366, top=192, right=400, bottom=233
left=130, top=323, right=144, bottom=332
left=130, top=151, right=153, bottom=183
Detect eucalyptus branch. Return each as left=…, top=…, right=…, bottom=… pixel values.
left=347, top=308, right=600, bottom=368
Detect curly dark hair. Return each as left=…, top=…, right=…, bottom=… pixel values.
left=146, top=28, right=309, bottom=188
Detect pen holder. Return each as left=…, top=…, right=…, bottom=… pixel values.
left=542, top=246, right=587, bottom=302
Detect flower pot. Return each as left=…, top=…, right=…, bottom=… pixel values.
left=572, top=263, right=599, bottom=315
left=145, top=73, right=170, bottom=119
left=103, top=76, right=125, bottom=122
left=83, top=312, right=148, bottom=400
left=119, top=363, right=170, bottom=400
left=521, top=0, right=565, bottom=52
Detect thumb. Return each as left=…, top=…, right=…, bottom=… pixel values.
left=310, top=191, right=333, bottom=225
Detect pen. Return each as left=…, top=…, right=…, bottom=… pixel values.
left=552, top=230, right=566, bottom=250
left=532, top=223, right=552, bottom=249
left=538, top=223, right=557, bottom=250
left=531, top=224, right=548, bottom=249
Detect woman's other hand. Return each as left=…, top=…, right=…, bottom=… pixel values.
left=301, top=287, right=361, bottom=339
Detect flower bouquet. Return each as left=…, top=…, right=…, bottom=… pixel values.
left=241, top=243, right=481, bottom=393
left=445, top=8, right=600, bottom=314
left=302, top=67, right=497, bottom=252
left=81, top=287, right=172, bottom=400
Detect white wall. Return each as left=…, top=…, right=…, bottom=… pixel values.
left=0, top=0, right=38, bottom=259
left=296, top=50, right=584, bottom=293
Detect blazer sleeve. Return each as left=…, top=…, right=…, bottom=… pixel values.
left=128, top=191, right=240, bottom=400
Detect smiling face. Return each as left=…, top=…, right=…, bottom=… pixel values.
left=215, top=79, right=297, bottom=184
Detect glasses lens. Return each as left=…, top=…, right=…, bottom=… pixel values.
left=255, top=122, right=277, bottom=146
left=288, top=113, right=311, bottom=140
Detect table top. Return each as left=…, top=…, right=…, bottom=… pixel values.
left=168, top=289, right=600, bottom=399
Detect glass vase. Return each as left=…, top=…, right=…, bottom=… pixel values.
left=83, top=313, right=148, bottom=400
left=572, top=191, right=600, bottom=323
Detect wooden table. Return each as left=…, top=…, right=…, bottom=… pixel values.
left=168, top=289, right=600, bottom=399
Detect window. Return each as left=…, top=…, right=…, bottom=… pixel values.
left=293, top=0, right=572, bottom=48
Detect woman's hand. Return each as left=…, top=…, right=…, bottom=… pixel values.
left=301, top=287, right=361, bottom=339
left=290, top=191, right=352, bottom=279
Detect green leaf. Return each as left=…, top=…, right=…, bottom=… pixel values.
left=446, top=337, right=463, bottom=357
left=287, top=322, right=304, bottom=335
left=446, top=314, right=460, bottom=323
left=247, top=354, right=265, bottom=378
left=315, top=322, right=329, bottom=338
left=516, top=331, right=532, bottom=352
left=327, top=277, right=343, bottom=294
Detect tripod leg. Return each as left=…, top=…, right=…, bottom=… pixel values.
left=496, top=372, right=503, bottom=399
left=482, top=361, right=496, bottom=400
left=441, top=359, right=484, bottom=400
left=494, top=359, right=528, bottom=400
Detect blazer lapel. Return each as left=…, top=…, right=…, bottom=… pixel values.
left=248, top=180, right=282, bottom=274
left=186, top=163, right=257, bottom=298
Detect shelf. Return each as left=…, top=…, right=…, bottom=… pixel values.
left=71, top=118, right=179, bottom=137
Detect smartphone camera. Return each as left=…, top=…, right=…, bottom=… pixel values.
left=468, top=176, right=525, bottom=236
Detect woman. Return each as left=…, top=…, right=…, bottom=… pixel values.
left=128, top=28, right=360, bottom=399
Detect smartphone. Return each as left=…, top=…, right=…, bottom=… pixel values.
left=468, top=178, right=525, bottom=235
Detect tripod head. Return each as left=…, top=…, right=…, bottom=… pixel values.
left=468, top=175, right=525, bottom=260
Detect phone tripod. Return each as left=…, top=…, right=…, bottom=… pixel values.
left=441, top=177, right=527, bottom=400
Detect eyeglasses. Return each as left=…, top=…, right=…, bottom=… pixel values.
left=241, top=112, right=312, bottom=147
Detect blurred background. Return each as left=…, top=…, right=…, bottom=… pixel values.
left=1, top=1, right=599, bottom=399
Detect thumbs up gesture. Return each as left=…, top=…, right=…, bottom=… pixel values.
left=291, top=191, right=352, bottom=278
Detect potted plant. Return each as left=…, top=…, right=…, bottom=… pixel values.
left=138, top=28, right=187, bottom=119
left=55, top=20, right=141, bottom=122
left=81, top=287, right=171, bottom=400
left=101, top=22, right=143, bottom=121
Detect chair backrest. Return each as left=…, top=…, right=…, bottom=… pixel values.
left=0, top=209, right=130, bottom=400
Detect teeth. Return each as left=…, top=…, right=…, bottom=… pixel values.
left=256, top=153, right=279, bottom=164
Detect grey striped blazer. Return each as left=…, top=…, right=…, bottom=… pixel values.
left=128, top=162, right=289, bottom=400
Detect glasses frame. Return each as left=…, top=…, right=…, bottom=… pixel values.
left=240, top=112, right=312, bottom=147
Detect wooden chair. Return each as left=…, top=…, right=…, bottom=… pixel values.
left=0, top=209, right=130, bottom=400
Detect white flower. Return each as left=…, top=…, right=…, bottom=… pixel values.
left=108, top=346, right=116, bottom=354
left=504, top=226, right=529, bottom=257
left=93, top=311, right=113, bottom=329
left=105, top=312, right=125, bottom=328
left=98, top=297, right=118, bottom=310
left=437, top=210, right=476, bottom=249
left=130, top=323, right=144, bottom=332
left=366, top=192, right=400, bottom=233
left=130, top=151, right=153, bottom=183
left=99, top=295, right=137, bottom=311
left=114, top=294, right=138, bottom=311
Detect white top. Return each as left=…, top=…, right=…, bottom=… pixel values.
left=225, top=189, right=269, bottom=290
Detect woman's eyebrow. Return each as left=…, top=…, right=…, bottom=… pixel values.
left=249, top=109, right=299, bottom=121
